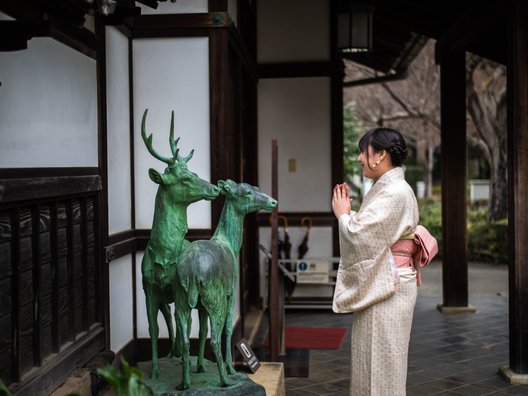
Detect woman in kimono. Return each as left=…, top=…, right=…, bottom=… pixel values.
left=332, top=127, right=419, bottom=396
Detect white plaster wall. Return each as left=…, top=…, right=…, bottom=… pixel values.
left=133, top=37, right=211, bottom=229
left=258, top=77, right=332, bottom=212
left=0, top=38, right=98, bottom=167
left=135, top=252, right=210, bottom=339
left=106, top=27, right=132, bottom=234
left=257, top=0, right=330, bottom=63
left=109, top=255, right=134, bottom=352
left=138, top=0, right=207, bottom=15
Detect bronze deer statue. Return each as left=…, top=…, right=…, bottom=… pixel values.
left=173, top=180, right=277, bottom=389
left=140, top=109, right=220, bottom=379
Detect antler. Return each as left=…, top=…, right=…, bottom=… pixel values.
left=142, top=109, right=175, bottom=165
left=142, top=109, right=195, bottom=165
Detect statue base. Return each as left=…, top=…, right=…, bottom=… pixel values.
left=138, top=357, right=266, bottom=395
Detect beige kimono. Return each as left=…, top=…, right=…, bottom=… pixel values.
left=332, top=167, right=419, bottom=396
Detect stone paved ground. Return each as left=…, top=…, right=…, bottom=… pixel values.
left=282, top=262, right=528, bottom=395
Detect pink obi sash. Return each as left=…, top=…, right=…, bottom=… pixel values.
left=390, top=225, right=438, bottom=286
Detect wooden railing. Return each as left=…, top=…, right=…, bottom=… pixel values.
left=0, top=171, right=105, bottom=395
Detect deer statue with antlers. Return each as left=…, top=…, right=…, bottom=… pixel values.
left=173, top=180, right=277, bottom=389
left=140, top=109, right=220, bottom=379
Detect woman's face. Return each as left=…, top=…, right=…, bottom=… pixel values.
left=357, top=145, right=383, bottom=179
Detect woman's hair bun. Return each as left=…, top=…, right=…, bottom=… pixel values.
left=359, top=127, right=408, bottom=167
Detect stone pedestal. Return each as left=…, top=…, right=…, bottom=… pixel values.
left=436, top=304, right=476, bottom=314
left=499, top=366, right=528, bottom=385
left=138, top=357, right=266, bottom=395
left=248, top=362, right=285, bottom=396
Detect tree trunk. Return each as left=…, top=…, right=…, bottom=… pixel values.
left=488, top=148, right=508, bottom=221
left=426, top=143, right=435, bottom=199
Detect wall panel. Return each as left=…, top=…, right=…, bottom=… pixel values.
left=109, top=255, right=133, bottom=352
left=106, top=27, right=132, bottom=234
left=132, top=37, right=211, bottom=229
left=258, top=77, right=332, bottom=212
left=257, top=0, right=330, bottom=63
left=0, top=38, right=98, bottom=168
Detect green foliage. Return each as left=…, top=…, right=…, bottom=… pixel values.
left=404, top=165, right=423, bottom=194
left=343, top=104, right=363, bottom=197
left=0, top=379, right=13, bottom=396
left=418, top=199, right=443, bottom=259
left=97, top=357, right=153, bottom=396
left=418, top=199, right=508, bottom=264
left=467, top=207, right=508, bottom=264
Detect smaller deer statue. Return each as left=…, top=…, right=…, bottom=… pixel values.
left=173, top=180, right=277, bottom=389
left=140, top=109, right=220, bottom=379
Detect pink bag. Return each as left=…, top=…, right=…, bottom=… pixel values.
left=412, top=225, right=439, bottom=285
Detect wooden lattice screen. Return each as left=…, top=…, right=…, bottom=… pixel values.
left=0, top=175, right=104, bottom=393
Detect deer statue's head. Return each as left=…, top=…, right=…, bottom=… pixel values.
left=142, top=109, right=220, bottom=204
left=218, top=179, right=277, bottom=214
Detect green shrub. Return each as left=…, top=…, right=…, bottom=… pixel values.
left=418, top=199, right=443, bottom=259
left=97, top=357, right=153, bottom=396
left=404, top=165, right=424, bottom=194
left=467, top=208, right=508, bottom=264
left=0, top=379, right=13, bottom=396
left=418, top=200, right=508, bottom=264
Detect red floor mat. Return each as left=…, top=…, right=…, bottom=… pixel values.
left=263, top=326, right=347, bottom=350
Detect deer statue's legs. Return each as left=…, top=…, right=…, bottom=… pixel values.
left=209, top=307, right=236, bottom=387
left=173, top=310, right=183, bottom=359
left=145, top=290, right=161, bottom=379
left=224, top=291, right=238, bottom=375
left=175, top=307, right=192, bottom=390
left=174, top=283, right=192, bottom=390
left=197, top=308, right=208, bottom=373
left=159, top=303, right=178, bottom=358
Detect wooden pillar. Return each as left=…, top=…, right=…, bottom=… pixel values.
left=210, top=28, right=235, bottom=227
left=269, top=140, right=281, bottom=362
left=437, top=47, right=475, bottom=313
left=95, top=15, right=111, bottom=345
left=500, top=0, right=528, bottom=383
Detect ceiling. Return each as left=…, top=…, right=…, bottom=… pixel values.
left=341, top=0, right=508, bottom=76
left=1, top=0, right=508, bottom=70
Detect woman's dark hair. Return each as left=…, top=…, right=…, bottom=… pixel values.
left=358, top=127, right=408, bottom=167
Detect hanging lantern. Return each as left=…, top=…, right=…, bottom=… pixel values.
left=337, top=6, right=373, bottom=54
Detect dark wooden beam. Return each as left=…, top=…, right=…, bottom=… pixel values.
left=209, top=0, right=227, bottom=12
left=258, top=61, right=336, bottom=79
left=269, top=139, right=280, bottom=362
left=95, top=14, right=110, bottom=349
left=0, top=0, right=45, bottom=24
left=227, top=24, right=257, bottom=82
left=0, top=168, right=99, bottom=179
left=10, top=208, right=21, bottom=382
left=209, top=27, right=234, bottom=227
left=128, top=12, right=230, bottom=38
left=105, top=229, right=214, bottom=262
left=331, top=0, right=343, bottom=258
left=46, top=14, right=98, bottom=59
left=0, top=176, right=101, bottom=204
left=435, top=2, right=506, bottom=65
left=31, top=204, right=42, bottom=366
left=0, top=21, right=47, bottom=51
left=504, top=0, right=528, bottom=378
left=0, top=5, right=97, bottom=58
left=437, top=48, right=474, bottom=313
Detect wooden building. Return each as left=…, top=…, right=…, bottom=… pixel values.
left=0, top=0, right=527, bottom=394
